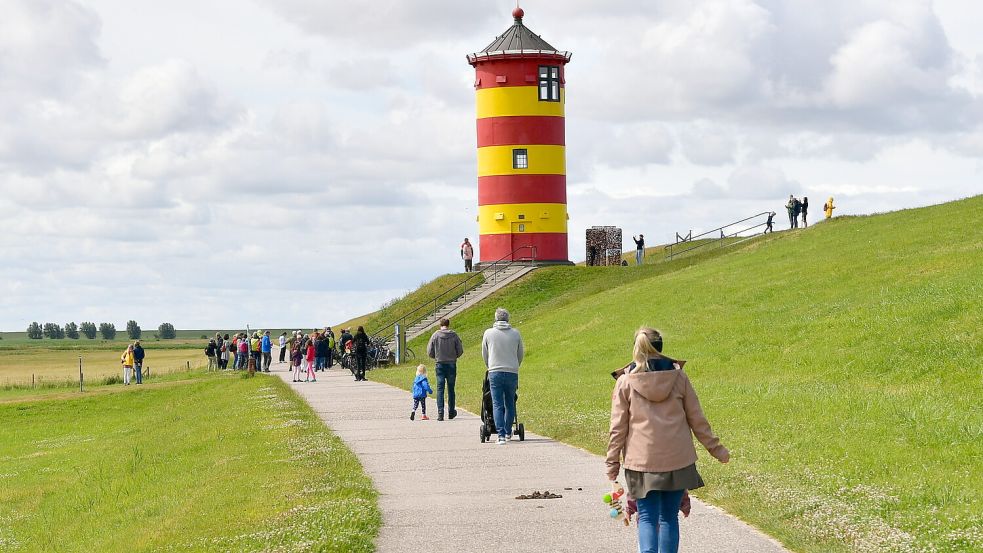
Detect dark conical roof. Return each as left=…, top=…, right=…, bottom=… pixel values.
left=480, top=18, right=558, bottom=53
left=468, top=9, right=571, bottom=63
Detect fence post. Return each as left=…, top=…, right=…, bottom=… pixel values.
left=79, top=356, right=83, bottom=392
left=33, top=373, right=36, bottom=389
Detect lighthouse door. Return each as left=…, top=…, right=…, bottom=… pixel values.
left=510, top=222, right=528, bottom=261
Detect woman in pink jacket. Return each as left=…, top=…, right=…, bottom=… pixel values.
left=606, top=327, right=730, bottom=553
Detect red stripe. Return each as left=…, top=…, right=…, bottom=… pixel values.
left=478, top=175, right=566, bottom=205
left=479, top=232, right=568, bottom=263
left=473, top=59, right=566, bottom=90
left=477, top=116, right=564, bottom=147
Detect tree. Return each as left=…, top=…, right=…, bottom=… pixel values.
left=80, top=321, right=97, bottom=339
left=26, top=322, right=43, bottom=340
left=99, top=322, right=117, bottom=340
left=64, top=322, right=80, bottom=339
left=158, top=322, right=176, bottom=340
left=126, top=320, right=142, bottom=340
left=43, top=323, right=65, bottom=339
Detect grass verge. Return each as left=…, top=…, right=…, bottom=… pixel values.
left=0, top=373, right=380, bottom=552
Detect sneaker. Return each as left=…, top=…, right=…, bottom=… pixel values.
left=506, top=434, right=514, bottom=441
left=496, top=436, right=507, bottom=445
left=410, top=412, right=415, bottom=420
left=437, top=414, right=444, bottom=421
left=449, top=410, right=457, bottom=420
left=421, top=415, right=430, bottom=420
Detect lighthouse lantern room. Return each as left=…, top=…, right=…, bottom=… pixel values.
left=468, top=7, right=572, bottom=265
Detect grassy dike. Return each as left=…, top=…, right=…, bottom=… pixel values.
left=371, top=196, right=983, bottom=553
left=0, top=373, right=380, bottom=552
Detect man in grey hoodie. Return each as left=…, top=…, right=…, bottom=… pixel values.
left=427, top=318, right=464, bottom=421
left=481, top=308, right=524, bottom=445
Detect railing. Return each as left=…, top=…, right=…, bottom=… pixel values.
left=665, top=212, right=772, bottom=260
left=369, top=245, right=537, bottom=342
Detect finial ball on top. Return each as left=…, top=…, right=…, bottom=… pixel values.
left=512, top=7, right=524, bottom=20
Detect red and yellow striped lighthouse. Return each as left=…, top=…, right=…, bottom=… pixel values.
left=468, top=7, right=572, bottom=265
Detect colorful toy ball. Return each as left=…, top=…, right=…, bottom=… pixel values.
left=609, top=508, right=620, bottom=518
left=602, top=493, right=613, bottom=503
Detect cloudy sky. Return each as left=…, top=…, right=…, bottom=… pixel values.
left=1, top=0, right=981, bottom=331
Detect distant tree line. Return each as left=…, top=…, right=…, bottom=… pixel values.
left=25, top=321, right=178, bottom=340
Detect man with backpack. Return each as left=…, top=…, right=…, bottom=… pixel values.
left=427, top=318, right=464, bottom=421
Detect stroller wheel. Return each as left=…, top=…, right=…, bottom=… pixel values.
left=479, top=425, right=487, bottom=443
left=517, top=423, right=525, bottom=441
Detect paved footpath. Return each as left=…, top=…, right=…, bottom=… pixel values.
left=272, top=360, right=789, bottom=553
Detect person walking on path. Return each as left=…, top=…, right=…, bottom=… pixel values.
left=132, top=340, right=145, bottom=384
left=340, top=328, right=354, bottom=355
left=410, top=364, right=434, bottom=420
left=278, top=332, right=287, bottom=364
left=824, top=197, right=836, bottom=220
left=800, top=197, right=809, bottom=228
left=291, top=343, right=304, bottom=382
left=481, top=308, right=524, bottom=445
left=353, top=326, right=370, bottom=381
left=606, top=327, right=730, bottom=553
left=315, top=332, right=329, bottom=371
left=121, top=344, right=135, bottom=385
left=461, top=238, right=474, bottom=273
left=785, top=195, right=796, bottom=229
left=764, top=212, right=775, bottom=234
left=427, top=318, right=464, bottom=421
left=632, top=234, right=645, bottom=265
left=325, top=327, right=336, bottom=368
left=261, top=331, right=273, bottom=371
left=304, top=338, right=317, bottom=382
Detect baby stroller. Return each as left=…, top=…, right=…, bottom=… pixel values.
left=479, top=371, right=525, bottom=443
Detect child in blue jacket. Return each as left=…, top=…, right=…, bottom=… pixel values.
left=411, top=364, right=434, bottom=420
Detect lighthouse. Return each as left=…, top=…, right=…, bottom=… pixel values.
left=468, top=7, right=572, bottom=265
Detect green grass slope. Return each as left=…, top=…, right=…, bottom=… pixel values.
left=0, top=373, right=380, bottom=552
left=373, top=196, right=983, bottom=553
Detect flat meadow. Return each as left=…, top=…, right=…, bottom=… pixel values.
left=0, top=372, right=380, bottom=552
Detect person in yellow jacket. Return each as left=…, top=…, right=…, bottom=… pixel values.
left=823, top=197, right=835, bottom=219
left=120, top=345, right=135, bottom=385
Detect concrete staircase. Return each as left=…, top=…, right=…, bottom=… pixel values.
left=396, top=264, right=536, bottom=345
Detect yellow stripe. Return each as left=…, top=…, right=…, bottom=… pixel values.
left=477, top=145, right=565, bottom=177
left=476, top=86, right=564, bottom=119
left=478, top=203, right=568, bottom=235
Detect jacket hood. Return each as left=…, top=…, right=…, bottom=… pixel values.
left=492, top=321, right=512, bottom=330
left=627, top=369, right=681, bottom=403
left=437, top=328, right=458, bottom=336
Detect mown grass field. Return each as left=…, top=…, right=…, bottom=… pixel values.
left=372, top=196, right=983, bottom=553
left=0, top=372, right=380, bottom=552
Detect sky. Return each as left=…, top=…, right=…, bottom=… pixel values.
left=1, top=0, right=981, bottom=332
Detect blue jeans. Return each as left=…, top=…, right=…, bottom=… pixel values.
left=637, top=489, right=685, bottom=553
left=315, top=356, right=326, bottom=371
left=488, top=371, right=518, bottom=438
left=134, top=362, right=143, bottom=384
left=636, top=249, right=643, bottom=265
left=435, top=362, right=457, bottom=416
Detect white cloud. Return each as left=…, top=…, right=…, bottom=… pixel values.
left=1, top=0, right=981, bottom=330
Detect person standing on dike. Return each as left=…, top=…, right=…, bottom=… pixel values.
left=460, top=238, right=474, bottom=273
left=606, top=327, right=730, bottom=553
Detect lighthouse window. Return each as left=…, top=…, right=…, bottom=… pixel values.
left=538, top=66, right=560, bottom=102
left=513, top=148, right=528, bottom=169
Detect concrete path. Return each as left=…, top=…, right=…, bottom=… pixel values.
left=272, top=359, right=789, bottom=553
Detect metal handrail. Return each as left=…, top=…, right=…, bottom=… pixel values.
left=369, top=245, right=537, bottom=341
left=665, top=212, right=772, bottom=260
